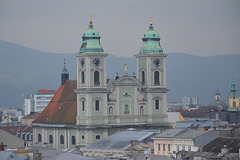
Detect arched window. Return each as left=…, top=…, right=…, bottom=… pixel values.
left=94, top=71, right=100, bottom=86
left=233, top=101, right=236, bottom=107
left=81, top=71, right=85, bottom=84
left=109, top=106, right=113, bottom=115
left=124, top=104, right=129, bottom=114
left=155, top=99, right=160, bottom=109
left=96, top=135, right=100, bottom=140
left=82, top=100, right=85, bottom=111
left=60, top=135, right=64, bottom=144
left=154, top=71, right=160, bottom=85
left=71, top=136, right=76, bottom=145
left=141, top=71, right=145, bottom=85
left=95, top=100, right=100, bottom=111
left=49, top=135, right=53, bottom=144
left=82, top=135, right=85, bottom=139
left=140, top=106, right=144, bottom=115
left=38, top=134, right=42, bottom=143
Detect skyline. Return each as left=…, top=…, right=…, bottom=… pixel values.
left=0, top=0, right=240, bottom=57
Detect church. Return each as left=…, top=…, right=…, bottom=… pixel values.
left=32, top=16, right=169, bottom=150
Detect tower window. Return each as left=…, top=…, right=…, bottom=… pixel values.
left=38, top=134, right=42, bottom=143
left=153, top=34, right=155, bottom=37
left=94, top=71, right=100, bottom=86
left=154, top=71, right=160, bottom=85
left=82, top=135, right=84, bottom=139
left=95, top=100, right=100, bottom=111
left=81, top=71, right=85, bottom=84
left=71, top=136, right=76, bottom=145
left=155, top=99, right=160, bottom=109
left=141, top=71, right=145, bottom=85
left=60, top=135, right=64, bottom=144
left=49, top=135, right=53, bottom=144
left=233, top=101, right=236, bottom=107
left=82, top=100, right=85, bottom=111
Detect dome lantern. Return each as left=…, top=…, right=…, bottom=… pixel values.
left=139, top=15, right=163, bottom=54
left=79, top=14, right=104, bottom=54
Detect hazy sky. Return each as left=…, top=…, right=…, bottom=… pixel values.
left=0, top=0, right=240, bottom=57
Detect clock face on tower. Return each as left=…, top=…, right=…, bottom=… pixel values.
left=153, top=58, right=161, bottom=67
left=80, top=59, right=85, bottom=67
left=93, top=58, right=101, bottom=67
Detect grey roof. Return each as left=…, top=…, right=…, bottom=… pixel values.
left=0, top=151, right=24, bottom=160
left=153, top=128, right=186, bottom=138
left=173, top=120, right=216, bottom=128
left=174, top=129, right=208, bottom=139
left=131, top=153, right=175, bottom=160
left=31, top=146, right=101, bottom=160
left=81, top=130, right=154, bottom=152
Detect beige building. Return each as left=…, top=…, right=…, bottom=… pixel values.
left=152, top=128, right=186, bottom=156
left=152, top=128, right=219, bottom=157
left=21, top=112, right=41, bottom=126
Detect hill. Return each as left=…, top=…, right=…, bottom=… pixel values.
left=0, top=40, right=239, bottom=108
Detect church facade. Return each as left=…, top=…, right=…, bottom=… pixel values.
left=32, top=18, right=169, bottom=150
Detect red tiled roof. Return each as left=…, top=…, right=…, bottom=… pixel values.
left=0, top=126, right=32, bottom=135
left=33, top=80, right=77, bottom=125
left=38, top=89, right=57, bottom=94
left=22, top=112, right=41, bottom=120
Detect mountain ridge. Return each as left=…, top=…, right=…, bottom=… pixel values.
left=0, top=40, right=239, bottom=108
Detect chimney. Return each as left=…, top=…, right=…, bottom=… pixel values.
left=0, top=142, right=5, bottom=151
left=33, top=150, right=42, bottom=160
left=239, top=148, right=240, bottom=158
left=130, top=140, right=139, bottom=146
left=221, top=145, right=229, bottom=154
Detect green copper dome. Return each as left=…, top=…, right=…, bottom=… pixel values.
left=79, top=22, right=104, bottom=53
left=139, top=23, right=163, bottom=54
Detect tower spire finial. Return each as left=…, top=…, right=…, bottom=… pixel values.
left=149, top=15, right=153, bottom=26
left=89, top=13, right=93, bottom=24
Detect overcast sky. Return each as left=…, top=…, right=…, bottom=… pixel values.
left=0, top=0, right=240, bottom=57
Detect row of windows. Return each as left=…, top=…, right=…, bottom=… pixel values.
left=38, top=134, right=75, bottom=145
left=176, top=146, right=191, bottom=152
left=81, top=100, right=161, bottom=113
left=81, top=70, right=162, bottom=86
left=158, top=143, right=171, bottom=152
left=81, top=71, right=100, bottom=86
left=37, top=134, right=101, bottom=144
left=17, top=133, right=33, bottom=141
left=141, top=71, right=161, bottom=86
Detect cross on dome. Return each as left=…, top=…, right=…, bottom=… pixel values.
left=149, top=15, right=153, bottom=26
left=89, top=13, right=93, bottom=24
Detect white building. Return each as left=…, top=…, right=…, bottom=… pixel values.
left=182, top=96, right=199, bottom=107
left=24, top=98, right=32, bottom=116
left=34, top=89, right=56, bottom=112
